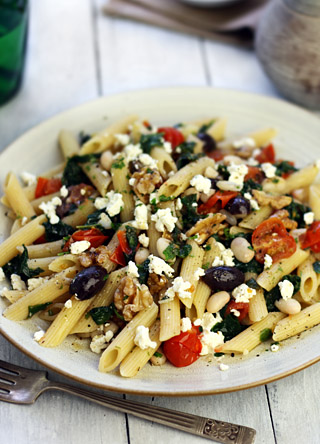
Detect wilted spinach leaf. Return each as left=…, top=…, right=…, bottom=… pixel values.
left=43, top=220, right=74, bottom=242
left=28, top=302, right=51, bottom=318
left=3, top=246, right=44, bottom=282
left=62, top=154, right=100, bottom=187
left=137, top=259, right=150, bottom=285
left=264, top=274, right=301, bottom=312
left=212, top=315, right=245, bottom=342
left=140, top=133, right=164, bottom=154
left=87, top=304, right=115, bottom=325
left=181, top=194, right=204, bottom=230
left=284, top=200, right=311, bottom=228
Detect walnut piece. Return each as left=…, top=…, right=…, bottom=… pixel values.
left=270, top=209, right=298, bottom=230
left=79, top=246, right=110, bottom=268
left=132, top=167, right=163, bottom=203
left=252, top=190, right=292, bottom=210
left=114, top=276, right=153, bottom=321
left=186, top=213, right=226, bottom=245
left=147, top=273, right=169, bottom=297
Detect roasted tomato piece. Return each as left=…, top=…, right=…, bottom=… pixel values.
left=252, top=217, right=296, bottom=264
left=244, top=166, right=264, bottom=183
left=63, top=228, right=108, bottom=251
left=225, top=301, right=249, bottom=322
left=198, top=191, right=238, bottom=215
left=163, top=326, right=202, bottom=368
left=301, top=221, right=320, bottom=252
left=157, top=127, right=184, bottom=149
left=254, top=143, right=275, bottom=164
left=35, top=177, right=62, bottom=198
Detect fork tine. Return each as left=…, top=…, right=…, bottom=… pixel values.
left=0, top=371, right=16, bottom=384
left=0, top=382, right=11, bottom=393
left=0, top=359, right=21, bottom=375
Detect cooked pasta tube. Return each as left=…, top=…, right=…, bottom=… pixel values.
left=17, top=240, right=64, bottom=258
left=10, top=219, right=22, bottom=235
left=248, top=128, right=277, bottom=147
left=71, top=267, right=127, bottom=334
left=239, top=205, right=272, bottom=230
left=248, top=289, right=268, bottom=323
left=58, top=129, right=80, bottom=159
left=3, top=266, right=77, bottom=321
left=297, top=257, right=318, bottom=302
left=207, top=117, right=227, bottom=142
left=48, top=254, right=80, bottom=272
left=257, top=248, right=310, bottom=292
left=216, top=312, right=285, bottom=354
left=159, top=296, right=180, bottom=342
left=62, top=199, right=96, bottom=227
left=99, top=303, right=158, bottom=373
left=150, top=147, right=177, bottom=178
left=157, top=157, right=215, bottom=198
left=263, top=164, right=319, bottom=196
left=147, top=220, right=161, bottom=256
left=119, top=320, right=161, bottom=377
left=309, top=184, right=320, bottom=220
left=111, top=161, right=134, bottom=222
left=1, top=290, right=27, bottom=304
left=27, top=257, right=57, bottom=275
left=31, top=191, right=60, bottom=214
left=0, top=215, right=46, bottom=267
left=81, top=162, right=111, bottom=196
left=179, top=240, right=204, bottom=308
left=4, top=172, right=36, bottom=219
left=41, top=162, right=65, bottom=179
left=80, top=115, right=138, bottom=154
left=273, top=303, right=320, bottom=342
left=39, top=296, right=93, bottom=347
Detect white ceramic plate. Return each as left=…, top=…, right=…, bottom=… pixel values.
left=179, top=0, right=245, bottom=7
left=1, top=87, right=320, bottom=396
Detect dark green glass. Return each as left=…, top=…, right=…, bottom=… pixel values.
left=0, top=0, right=28, bottom=105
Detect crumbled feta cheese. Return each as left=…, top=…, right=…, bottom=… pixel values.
left=244, top=192, right=260, bottom=211
left=149, top=192, right=158, bottom=204
left=94, top=191, right=124, bottom=217
left=148, top=255, right=174, bottom=278
left=105, top=330, right=114, bottom=342
left=80, top=188, right=86, bottom=195
left=27, top=277, right=47, bottom=291
left=21, top=216, right=28, bottom=226
left=134, top=325, right=157, bottom=350
left=151, top=208, right=177, bottom=233
left=139, top=153, right=158, bottom=169
left=11, top=274, right=26, bottom=291
left=176, top=147, right=182, bottom=154
left=264, top=254, right=273, bottom=270
left=219, top=363, right=229, bottom=371
left=90, top=334, right=109, bottom=354
left=33, top=330, right=45, bottom=342
left=190, top=174, right=211, bottom=194
left=246, top=157, right=259, bottom=166
left=39, top=196, right=62, bottom=224
left=161, top=277, right=193, bottom=303
left=230, top=309, right=241, bottom=317
left=194, top=267, right=205, bottom=281
left=200, top=330, right=224, bottom=356
left=252, top=148, right=261, bottom=158
left=127, top=261, right=139, bottom=278
left=124, top=144, right=143, bottom=162
left=70, top=240, right=91, bottom=255
left=181, top=317, right=192, bottom=332
left=0, top=267, right=5, bottom=282
left=21, top=171, right=37, bottom=186
left=204, top=166, right=218, bottom=179
left=271, top=344, right=279, bottom=352
left=163, top=141, right=172, bottom=153
left=217, top=163, right=248, bottom=192
left=132, top=202, right=149, bottom=230
left=115, top=133, right=130, bottom=146
left=211, top=243, right=234, bottom=267
left=98, top=212, right=112, bottom=229
left=261, top=162, right=277, bottom=178
left=194, top=312, right=223, bottom=332
left=304, top=212, right=314, bottom=225
left=138, top=233, right=149, bottom=248
left=60, top=185, right=68, bottom=198
left=278, top=279, right=294, bottom=300
left=64, top=299, right=73, bottom=309
left=176, top=198, right=183, bottom=211
left=233, top=137, right=256, bottom=149
left=212, top=256, right=224, bottom=267
left=129, top=177, right=136, bottom=187
left=232, top=284, right=256, bottom=303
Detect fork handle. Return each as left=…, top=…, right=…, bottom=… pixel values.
left=45, top=382, right=255, bottom=443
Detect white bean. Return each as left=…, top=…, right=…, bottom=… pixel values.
left=156, top=237, right=171, bottom=260
left=206, top=291, right=230, bottom=313
left=275, top=298, right=301, bottom=315
left=231, top=237, right=255, bottom=263
left=150, top=347, right=167, bottom=366
left=100, top=151, right=114, bottom=171
left=204, top=166, right=218, bottom=179
left=134, top=248, right=150, bottom=264
left=200, top=189, right=215, bottom=203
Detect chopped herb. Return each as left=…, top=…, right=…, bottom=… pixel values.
left=214, top=352, right=224, bottom=357
left=3, top=245, right=44, bottom=282
left=264, top=274, right=301, bottom=311
left=234, top=257, right=263, bottom=274
left=146, top=168, right=153, bottom=174
left=272, top=178, right=280, bottom=184
left=43, top=220, right=74, bottom=242
left=87, top=304, right=116, bottom=325
left=114, top=306, right=125, bottom=321
left=212, top=315, right=244, bottom=342
left=181, top=194, right=203, bottom=230
left=137, top=259, right=150, bottom=285
left=103, top=274, right=109, bottom=281
left=217, top=164, right=229, bottom=180
left=284, top=200, right=312, bottom=228
left=158, top=195, right=175, bottom=202
left=79, top=131, right=91, bottom=145
left=153, top=351, right=163, bottom=358
left=275, top=161, right=298, bottom=177
left=57, top=252, right=69, bottom=256
left=28, top=302, right=51, bottom=318
left=124, top=225, right=138, bottom=262
left=260, top=328, right=272, bottom=342
left=163, top=242, right=192, bottom=262
left=204, top=245, right=211, bottom=251
left=112, top=157, right=125, bottom=169
left=199, top=326, right=203, bottom=333
left=241, top=179, right=262, bottom=196
left=202, top=262, right=210, bottom=270
left=62, top=154, right=100, bottom=187
left=313, top=261, right=320, bottom=274
left=140, top=133, right=164, bottom=154
left=198, top=120, right=215, bottom=133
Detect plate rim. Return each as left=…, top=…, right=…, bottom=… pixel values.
left=1, top=86, right=320, bottom=396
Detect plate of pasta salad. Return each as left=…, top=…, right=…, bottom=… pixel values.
left=1, top=87, right=320, bottom=395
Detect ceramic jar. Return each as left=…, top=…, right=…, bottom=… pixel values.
left=255, top=0, right=320, bottom=109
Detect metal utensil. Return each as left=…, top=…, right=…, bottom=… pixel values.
left=0, top=359, right=256, bottom=443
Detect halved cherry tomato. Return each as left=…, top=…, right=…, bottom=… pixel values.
left=117, top=230, right=132, bottom=255
left=206, top=150, right=224, bottom=161
left=252, top=217, right=296, bottom=263
left=301, top=221, right=320, bottom=252
left=225, top=301, right=249, bottom=322
left=109, top=244, right=126, bottom=267
left=157, top=127, right=184, bottom=149
left=198, top=191, right=238, bottom=215
left=163, top=326, right=202, bottom=368
left=34, top=234, right=47, bottom=244
left=244, top=166, right=264, bottom=183
left=35, top=177, right=62, bottom=199
left=63, top=228, right=108, bottom=251
left=254, top=144, right=275, bottom=164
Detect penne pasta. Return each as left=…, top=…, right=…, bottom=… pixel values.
left=58, top=129, right=80, bottom=159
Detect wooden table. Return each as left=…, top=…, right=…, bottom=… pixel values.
left=0, top=2, right=319, bottom=443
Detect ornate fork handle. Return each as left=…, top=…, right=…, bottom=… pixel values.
left=45, top=382, right=256, bottom=443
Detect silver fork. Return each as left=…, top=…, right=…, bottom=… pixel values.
left=0, top=359, right=256, bottom=444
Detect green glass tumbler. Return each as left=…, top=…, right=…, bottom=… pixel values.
left=0, top=0, right=28, bottom=105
